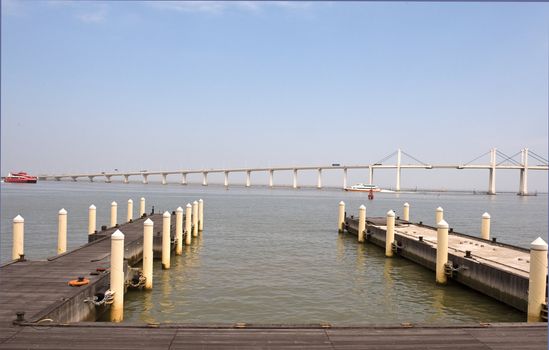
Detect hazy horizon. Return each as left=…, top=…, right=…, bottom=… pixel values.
left=2, top=1, right=547, bottom=192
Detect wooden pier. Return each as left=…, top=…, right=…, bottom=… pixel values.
left=344, top=216, right=537, bottom=312
left=0, top=208, right=547, bottom=349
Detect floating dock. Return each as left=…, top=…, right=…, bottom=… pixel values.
left=344, top=216, right=535, bottom=312
left=0, top=205, right=547, bottom=349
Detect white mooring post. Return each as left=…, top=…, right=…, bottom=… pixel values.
left=110, top=230, right=125, bottom=322
left=12, top=215, right=24, bottom=260
left=293, top=169, right=298, bottom=189
left=110, top=201, right=118, bottom=227
left=143, top=219, right=153, bottom=290
left=198, top=199, right=204, bottom=232
left=338, top=201, right=345, bottom=233
left=57, top=208, right=68, bottom=255
left=185, top=203, right=192, bottom=245
left=435, top=207, right=443, bottom=226
left=358, top=205, right=366, bottom=243
left=139, top=197, right=145, bottom=217
left=192, top=201, right=199, bottom=237
left=403, top=202, right=410, bottom=222
left=481, top=212, right=491, bottom=240
left=436, top=219, right=449, bottom=284
left=88, top=205, right=96, bottom=234
left=386, top=210, right=395, bottom=257
left=162, top=211, right=171, bottom=269
left=175, top=207, right=183, bottom=255
left=127, top=199, right=133, bottom=222
left=528, top=237, right=548, bottom=322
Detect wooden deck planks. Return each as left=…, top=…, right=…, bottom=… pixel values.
left=0, top=324, right=546, bottom=350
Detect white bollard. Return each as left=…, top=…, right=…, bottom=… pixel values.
left=88, top=205, right=96, bottom=235
left=435, top=207, right=443, bottom=226
left=358, top=205, right=366, bottom=243
left=143, top=219, right=153, bottom=290
left=185, top=203, right=192, bottom=245
left=162, top=211, right=171, bottom=269
left=528, top=237, right=548, bottom=322
left=110, top=230, right=125, bottom=322
left=403, top=203, right=410, bottom=222
left=198, top=199, right=204, bottom=232
left=12, top=215, right=24, bottom=260
left=175, top=207, right=183, bottom=255
left=139, top=197, right=145, bottom=217
left=192, top=201, right=198, bottom=237
left=481, top=212, right=490, bottom=240
left=110, top=201, right=118, bottom=227
left=338, top=201, right=345, bottom=233
left=127, top=199, right=133, bottom=222
left=57, top=208, right=67, bottom=254
left=436, top=219, right=449, bottom=284
left=386, top=210, right=395, bottom=257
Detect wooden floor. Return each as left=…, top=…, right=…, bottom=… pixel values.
left=0, top=214, right=164, bottom=327
left=0, top=323, right=546, bottom=349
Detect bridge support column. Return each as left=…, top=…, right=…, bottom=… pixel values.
left=202, top=172, right=208, bottom=186
left=88, top=176, right=94, bottom=182
left=269, top=170, right=274, bottom=188
left=142, top=174, right=148, bottom=184
left=161, top=173, right=167, bottom=185
left=181, top=173, right=187, bottom=185
left=293, top=169, right=298, bottom=189
left=488, top=148, right=496, bottom=195
left=396, top=148, right=401, bottom=191
left=55, top=177, right=61, bottom=181
left=317, top=169, right=322, bottom=189
left=105, top=175, right=112, bottom=183
left=246, top=171, right=251, bottom=187
left=519, top=148, right=528, bottom=195
left=343, top=168, right=347, bottom=189
left=369, top=166, right=374, bottom=185
left=224, top=171, right=229, bottom=187
left=123, top=175, right=129, bottom=184
left=71, top=176, right=77, bottom=182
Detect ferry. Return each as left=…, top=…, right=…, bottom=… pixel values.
left=344, top=183, right=381, bottom=192
left=3, top=172, right=38, bottom=183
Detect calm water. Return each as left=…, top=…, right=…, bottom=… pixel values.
left=1, top=181, right=547, bottom=324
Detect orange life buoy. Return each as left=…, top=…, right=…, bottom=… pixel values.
left=68, top=277, right=89, bottom=287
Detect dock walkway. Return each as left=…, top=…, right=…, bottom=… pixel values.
left=0, top=214, right=167, bottom=326
left=0, top=212, right=546, bottom=349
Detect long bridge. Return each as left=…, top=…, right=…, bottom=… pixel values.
left=38, top=148, right=548, bottom=195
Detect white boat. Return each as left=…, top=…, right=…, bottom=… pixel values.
left=344, top=183, right=381, bottom=192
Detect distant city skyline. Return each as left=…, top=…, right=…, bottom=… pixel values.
left=1, top=1, right=548, bottom=191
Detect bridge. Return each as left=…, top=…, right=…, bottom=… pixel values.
left=38, top=148, right=548, bottom=195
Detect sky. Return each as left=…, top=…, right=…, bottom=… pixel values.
left=1, top=1, right=548, bottom=191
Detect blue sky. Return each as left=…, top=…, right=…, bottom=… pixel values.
left=1, top=1, right=548, bottom=191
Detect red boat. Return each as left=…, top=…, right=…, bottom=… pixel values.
left=3, top=172, right=38, bottom=183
